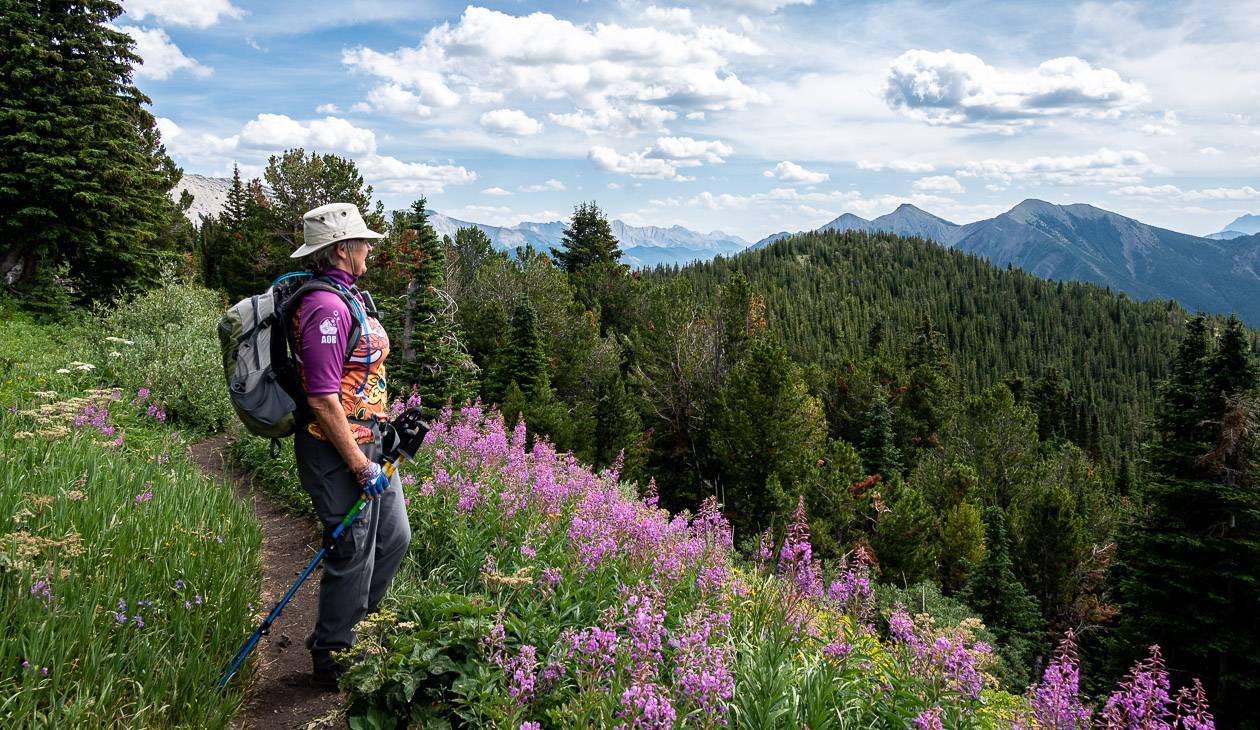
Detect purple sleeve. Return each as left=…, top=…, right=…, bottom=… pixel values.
left=295, top=290, right=354, bottom=396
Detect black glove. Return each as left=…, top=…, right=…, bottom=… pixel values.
left=380, top=408, right=429, bottom=464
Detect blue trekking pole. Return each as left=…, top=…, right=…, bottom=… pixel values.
left=217, top=409, right=429, bottom=693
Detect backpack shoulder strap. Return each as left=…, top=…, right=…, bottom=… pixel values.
left=287, top=278, right=363, bottom=366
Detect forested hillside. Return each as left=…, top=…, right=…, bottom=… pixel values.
left=665, top=230, right=1207, bottom=451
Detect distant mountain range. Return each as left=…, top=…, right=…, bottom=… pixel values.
left=173, top=174, right=1259, bottom=324
left=756, top=200, right=1260, bottom=325
left=173, top=174, right=746, bottom=268
left=426, top=212, right=747, bottom=268
left=1208, top=213, right=1260, bottom=240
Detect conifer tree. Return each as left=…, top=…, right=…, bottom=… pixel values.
left=860, top=386, right=902, bottom=478
left=0, top=0, right=182, bottom=303
left=711, top=334, right=828, bottom=537
left=487, top=297, right=550, bottom=403
left=1112, top=315, right=1260, bottom=725
left=392, top=198, right=478, bottom=417
left=937, top=500, right=986, bottom=594
left=871, top=476, right=938, bottom=585
left=964, top=506, right=1043, bottom=685
left=551, top=201, right=623, bottom=274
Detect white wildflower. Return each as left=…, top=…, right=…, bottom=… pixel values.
left=56, top=368, right=70, bottom=374
left=75, top=363, right=95, bottom=371
left=108, top=351, right=122, bottom=358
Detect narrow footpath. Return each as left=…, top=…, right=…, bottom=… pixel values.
left=189, top=435, right=348, bottom=730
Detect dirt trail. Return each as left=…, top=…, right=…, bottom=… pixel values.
left=189, top=434, right=348, bottom=730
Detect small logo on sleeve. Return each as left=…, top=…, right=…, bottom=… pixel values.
left=319, top=317, right=338, bottom=344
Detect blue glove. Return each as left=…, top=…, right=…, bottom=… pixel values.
left=357, top=461, right=390, bottom=499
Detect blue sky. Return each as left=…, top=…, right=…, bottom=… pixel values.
left=122, top=0, right=1260, bottom=241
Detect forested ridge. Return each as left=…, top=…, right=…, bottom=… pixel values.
left=661, top=229, right=1207, bottom=455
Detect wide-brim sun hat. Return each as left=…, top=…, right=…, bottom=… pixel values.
left=291, top=202, right=385, bottom=258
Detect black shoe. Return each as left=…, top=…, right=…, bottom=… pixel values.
left=311, top=650, right=345, bottom=690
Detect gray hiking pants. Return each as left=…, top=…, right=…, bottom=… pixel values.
left=294, top=424, right=411, bottom=653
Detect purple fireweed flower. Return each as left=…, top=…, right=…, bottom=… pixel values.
left=912, top=707, right=944, bottom=730
left=110, top=435, right=124, bottom=447
left=21, top=660, right=29, bottom=669
left=137, top=387, right=150, bottom=400
left=778, top=496, right=818, bottom=596
left=110, top=389, right=122, bottom=401
left=503, top=644, right=539, bottom=705
left=822, top=640, right=852, bottom=660
left=1032, top=631, right=1092, bottom=729
left=520, top=544, right=536, bottom=559
left=481, top=621, right=507, bottom=666
left=401, top=472, right=416, bottom=486
left=615, top=682, right=676, bottom=730
left=568, top=625, right=619, bottom=685
left=1102, top=646, right=1174, bottom=729
left=99, top=425, right=114, bottom=437
left=1174, top=679, right=1214, bottom=730
left=669, top=610, right=734, bottom=722
left=40, top=666, right=49, bottom=676
left=519, top=723, right=541, bottom=730
left=621, top=587, right=666, bottom=682
left=133, top=488, right=153, bottom=505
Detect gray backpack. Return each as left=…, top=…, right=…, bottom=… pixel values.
left=217, top=273, right=364, bottom=439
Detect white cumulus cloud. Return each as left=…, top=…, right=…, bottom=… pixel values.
left=342, top=5, right=767, bottom=125
left=124, top=0, right=243, bottom=28
left=482, top=187, right=513, bottom=196
left=480, top=109, right=544, bottom=136
left=549, top=104, right=677, bottom=136
left=883, top=50, right=1149, bottom=131
left=956, top=147, right=1163, bottom=186
left=912, top=175, right=965, bottom=194
left=238, top=114, right=377, bottom=155
left=118, top=25, right=212, bottom=80
left=521, top=179, right=566, bottom=192
left=857, top=159, right=936, bottom=173
left=366, top=84, right=433, bottom=119
left=590, top=137, right=732, bottom=180
left=1183, top=186, right=1260, bottom=201
left=358, top=154, right=477, bottom=195
left=764, top=161, right=829, bottom=184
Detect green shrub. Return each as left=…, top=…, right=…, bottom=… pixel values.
left=89, top=283, right=234, bottom=433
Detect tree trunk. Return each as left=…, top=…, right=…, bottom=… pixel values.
left=401, top=277, right=418, bottom=363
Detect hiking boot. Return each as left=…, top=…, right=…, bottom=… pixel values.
left=310, top=650, right=345, bottom=690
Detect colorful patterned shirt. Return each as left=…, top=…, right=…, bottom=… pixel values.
left=292, top=268, right=390, bottom=443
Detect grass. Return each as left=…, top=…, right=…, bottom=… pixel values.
left=0, top=304, right=262, bottom=728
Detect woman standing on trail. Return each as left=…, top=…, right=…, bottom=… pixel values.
left=288, top=202, right=411, bottom=689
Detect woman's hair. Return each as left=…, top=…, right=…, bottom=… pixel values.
left=304, top=238, right=366, bottom=272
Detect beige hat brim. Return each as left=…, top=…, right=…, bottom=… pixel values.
left=289, top=228, right=385, bottom=258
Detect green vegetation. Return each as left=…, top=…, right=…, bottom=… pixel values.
left=0, top=315, right=259, bottom=728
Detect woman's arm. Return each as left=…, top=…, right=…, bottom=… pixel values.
left=307, top=394, right=372, bottom=476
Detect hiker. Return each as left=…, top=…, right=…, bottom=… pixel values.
left=289, top=202, right=411, bottom=688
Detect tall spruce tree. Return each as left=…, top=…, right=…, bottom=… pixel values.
left=487, top=297, right=550, bottom=403
left=392, top=198, right=478, bottom=417
left=710, top=334, right=828, bottom=538
left=964, top=506, right=1043, bottom=687
left=1, top=0, right=182, bottom=304
left=860, top=386, right=902, bottom=478
left=1111, top=315, right=1260, bottom=726
left=551, top=201, right=623, bottom=274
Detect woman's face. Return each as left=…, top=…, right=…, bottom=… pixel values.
left=342, top=239, right=374, bottom=276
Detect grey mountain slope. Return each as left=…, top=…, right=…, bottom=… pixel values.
left=1220, top=213, right=1260, bottom=236
left=1207, top=230, right=1247, bottom=240
left=936, top=200, right=1259, bottom=324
